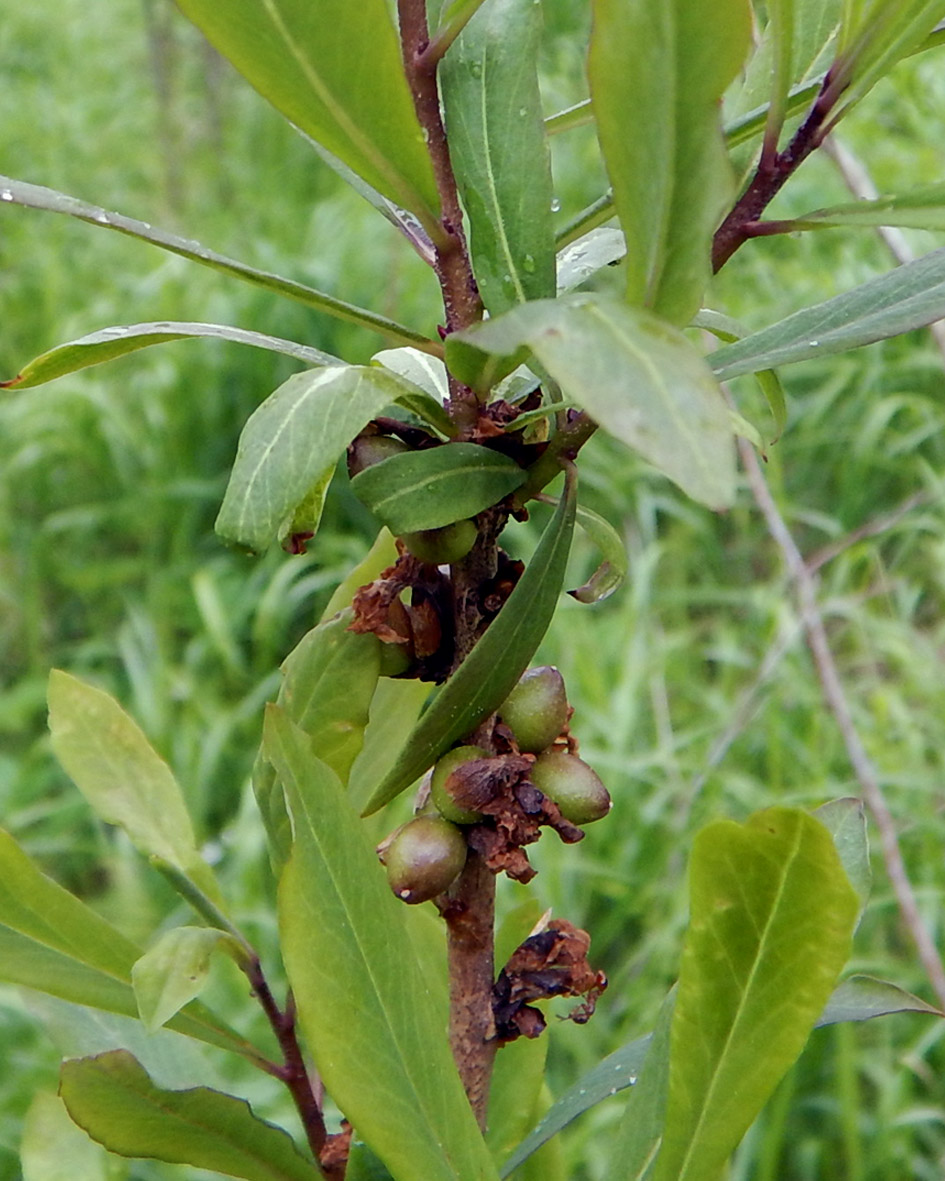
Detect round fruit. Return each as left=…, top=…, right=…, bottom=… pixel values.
left=529, top=752, right=611, bottom=825
left=431, top=745, right=489, bottom=824
left=499, top=666, right=569, bottom=754
left=348, top=433, right=409, bottom=476
left=384, top=816, right=467, bottom=904
left=402, top=519, right=477, bottom=565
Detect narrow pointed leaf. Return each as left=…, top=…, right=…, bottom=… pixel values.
left=350, top=443, right=526, bottom=533
left=0, top=176, right=436, bottom=349
left=266, top=708, right=498, bottom=1181
left=708, top=248, right=945, bottom=380
left=132, top=928, right=231, bottom=1033
left=60, top=1050, right=319, bottom=1181
left=0, top=829, right=255, bottom=1061
left=361, top=467, right=576, bottom=815
left=588, top=0, right=752, bottom=324
left=47, top=670, right=221, bottom=903
left=448, top=295, right=735, bottom=510
left=440, top=0, right=555, bottom=314
left=0, top=322, right=339, bottom=390
left=815, top=974, right=943, bottom=1025
left=782, top=182, right=945, bottom=230
left=175, top=0, right=440, bottom=225
left=499, top=1034, right=653, bottom=1177
left=653, top=807, right=858, bottom=1181
left=217, top=365, right=443, bottom=553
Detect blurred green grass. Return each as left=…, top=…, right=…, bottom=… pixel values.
left=2, top=3, right=945, bottom=1179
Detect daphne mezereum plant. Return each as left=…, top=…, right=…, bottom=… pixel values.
left=3, top=2, right=945, bottom=1178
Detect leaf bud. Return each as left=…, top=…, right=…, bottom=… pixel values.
left=384, top=816, right=467, bottom=904
left=529, top=752, right=611, bottom=825
left=499, top=665, right=569, bottom=753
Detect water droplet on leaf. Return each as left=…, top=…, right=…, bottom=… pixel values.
left=550, top=197, right=561, bottom=213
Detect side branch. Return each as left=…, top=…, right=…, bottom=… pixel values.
left=712, top=71, right=843, bottom=272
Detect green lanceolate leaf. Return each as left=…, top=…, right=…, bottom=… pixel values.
left=779, top=182, right=945, bottom=231
left=361, top=465, right=577, bottom=816
left=604, top=988, right=676, bottom=1181
left=0, top=176, right=436, bottom=350
left=253, top=611, right=381, bottom=864
left=588, top=0, right=752, bottom=324
left=47, top=670, right=221, bottom=904
left=708, top=247, right=945, bottom=380
left=132, top=927, right=234, bottom=1033
left=448, top=295, right=735, bottom=510
left=500, top=1033, right=653, bottom=1177
left=652, top=807, right=858, bottom=1181
left=440, top=0, right=556, bottom=314
left=693, top=308, right=787, bottom=444
left=815, top=974, right=943, bottom=1025
left=0, top=322, right=340, bottom=390
left=217, top=365, right=440, bottom=553
left=266, top=708, right=499, bottom=1181
left=350, top=443, right=526, bottom=534
left=174, top=0, right=440, bottom=228
left=0, top=829, right=255, bottom=1061
left=60, top=1050, right=318, bottom=1181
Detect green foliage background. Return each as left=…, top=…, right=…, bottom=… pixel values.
left=1, top=2, right=945, bottom=1177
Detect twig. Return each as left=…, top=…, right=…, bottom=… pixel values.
left=245, top=958, right=334, bottom=1177
left=712, top=70, right=843, bottom=271
left=738, top=435, right=945, bottom=1011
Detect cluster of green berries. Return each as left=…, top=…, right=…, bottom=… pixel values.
left=381, top=666, right=612, bottom=903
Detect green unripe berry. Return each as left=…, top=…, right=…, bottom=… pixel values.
left=384, top=816, right=467, bottom=904
left=499, top=666, right=569, bottom=754
left=402, top=519, right=477, bottom=565
left=431, top=745, right=489, bottom=824
left=530, top=752, right=611, bottom=825
left=348, top=434, right=409, bottom=476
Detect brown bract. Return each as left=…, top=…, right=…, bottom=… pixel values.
left=348, top=552, right=454, bottom=681
left=446, top=754, right=584, bottom=884
left=492, top=919, right=607, bottom=1044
